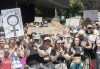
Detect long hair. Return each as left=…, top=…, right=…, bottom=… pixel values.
left=72, top=37, right=81, bottom=49
left=54, top=40, right=64, bottom=50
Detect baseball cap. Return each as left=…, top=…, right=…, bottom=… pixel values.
left=34, top=35, right=41, bottom=40
left=78, top=30, right=85, bottom=35
left=87, top=24, right=92, bottom=28
left=44, top=37, right=50, bottom=40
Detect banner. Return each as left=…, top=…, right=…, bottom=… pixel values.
left=1, top=8, right=24, bottom=38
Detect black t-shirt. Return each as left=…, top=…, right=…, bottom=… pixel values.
left=26, top=44, right=44, bottom=66
left=39, top=44, right=52, bottom=63
left=50, top=48, right=66, bottom=64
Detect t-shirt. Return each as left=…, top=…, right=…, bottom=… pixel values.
left=39, top=45, right=52, bottom=64
left=50, top=48, right=66, bottom=64
left=0, top=49, right=4, bottom=66
left=26, top=44, right=44, bottom=66
left=1, top=56, right=11, bottom=69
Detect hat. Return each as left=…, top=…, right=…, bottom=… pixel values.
left=44, top=37, right=50, bottom=40
left=34, top=35, right=41, bottom=40
left=87, top=24, right=92, bottom=28
left=78, top=30, right=85, bottom=35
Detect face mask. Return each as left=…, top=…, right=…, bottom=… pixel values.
left=4, top=48, right=9, bottom=57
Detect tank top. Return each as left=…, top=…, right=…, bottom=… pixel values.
left=11, top=52, right=22, bottom=69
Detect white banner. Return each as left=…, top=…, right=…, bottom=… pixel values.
left=1, top=8, right=24, bottom=38
left=84, top=10, right=98, bottom=21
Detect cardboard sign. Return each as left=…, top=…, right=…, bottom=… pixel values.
left=84, top=10, right=98, bottom=21
left=1, top=8, right=24, bottom=38
left=27, top=27, right=68, bottom=36
left=81, top=17, right=93, bottom=27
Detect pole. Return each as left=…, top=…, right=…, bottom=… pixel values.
left=16, top=0, right=18, bottom=8
left=55, top=8, right=57, bottom=18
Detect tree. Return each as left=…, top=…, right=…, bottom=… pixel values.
left=69, top=0, right=84, bottom=17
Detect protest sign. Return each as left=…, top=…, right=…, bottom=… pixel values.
left=1, top=8, right=24, bottom=38
left=84, top=10, right=98, bottom=21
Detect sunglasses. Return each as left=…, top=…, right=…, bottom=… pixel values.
left=46, top=40, right=51, bottom=42
left=87, top=27, right=92, bottom=29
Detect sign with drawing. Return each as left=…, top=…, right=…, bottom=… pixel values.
left=1, top=8, right=24, bottom=38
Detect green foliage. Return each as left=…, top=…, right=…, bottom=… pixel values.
left=57, top=8, right=67, bottom=17
left=69, top=0, right=84, bottom=17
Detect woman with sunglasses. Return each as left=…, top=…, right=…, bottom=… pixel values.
left=50, top=39, right=75, bottom=69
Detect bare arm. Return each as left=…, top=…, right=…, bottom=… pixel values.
left=17, top=45, right=24, bottom=57
left=62, top=48, right=75, bottom=60
left=36, top=47, right=48, bottom=57
left=63, top=53, right=74, bottom=60
left=64, top=39, right=70, bottom=49
left=85, top=38, right=92, bottom=49
left=50, top=55, right=58, bottom=62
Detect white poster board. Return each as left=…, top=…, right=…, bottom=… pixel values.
left=34, top=17, right=42, bottom=23
left=70, top=18, right=80, bottom=27
left=66, top=18, right=80, bottom=27
left=66, top=18, right=71, bottom=27
left=1, top=8, right=24, bottom=38
left=84, top=10, right=98, bottom=21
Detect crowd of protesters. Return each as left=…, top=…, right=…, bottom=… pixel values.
left=0, top=22, right=100, bottom=69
